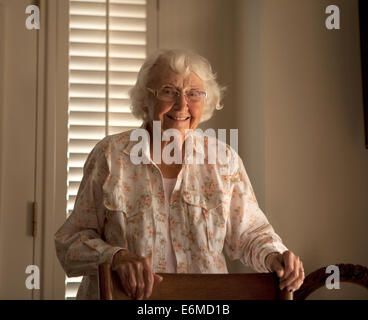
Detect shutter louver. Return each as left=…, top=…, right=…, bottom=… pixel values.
left=66, top=0, right=146, bottom=299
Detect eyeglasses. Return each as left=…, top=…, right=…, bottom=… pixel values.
left=147, top=86, right=207, bottom=103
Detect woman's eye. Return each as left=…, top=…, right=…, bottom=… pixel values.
left=162, top=87, right=175, bottom=95
left=187, top=90, right=199, bottom=97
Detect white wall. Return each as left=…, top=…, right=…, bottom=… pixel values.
left=158, top=0, right=235, bottom=131
left=235, top=0, right=368, bottom=299
left=159, top=0, right=368, bottom=299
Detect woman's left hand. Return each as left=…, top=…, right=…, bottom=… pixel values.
left=265, top=250, right=305, bottom=292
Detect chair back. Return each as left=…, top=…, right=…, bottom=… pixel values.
left=294, top=263, right=368, bottom=300
left=98, top=263, right=293, bottom=300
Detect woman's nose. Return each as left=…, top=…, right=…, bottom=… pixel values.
left=174, top=93, right=189, bottom=111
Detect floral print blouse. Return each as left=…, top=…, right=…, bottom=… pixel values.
left=54, top=127, right=288, bottom=299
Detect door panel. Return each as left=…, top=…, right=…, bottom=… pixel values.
left=0, top=0, right=37, bottom=299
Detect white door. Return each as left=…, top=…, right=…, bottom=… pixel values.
left=0, top=0, right=38, bottom=299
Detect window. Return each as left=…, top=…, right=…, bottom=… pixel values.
left=66, top=0, right=147, bottom=299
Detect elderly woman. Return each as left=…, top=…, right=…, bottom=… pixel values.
left=55, top=49, right=304, bottom=300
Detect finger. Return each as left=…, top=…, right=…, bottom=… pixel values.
left=146, top=253, right=153, bottom=263
left=287, top=277, right=304, bottom=292
left=135, top=262, right=145, bottom=300
left=143, top=268, right=154, bottom=299
left=154, top=273, right=163, bottom=283
left=292, top=261, right=305, bottom=291
left=280, top=251, right=294, bottom=281
left=301, top=261, right=305, bottom=280
left=285, top=263, right=304, bottom=292
left=271, top=255, right=285, bottom=279
left=287, top=257, right=301, bottom=291
left=142, top=258, right=154, bottom=299
left=117, top=266, right=133, bottom=298
left=281, top=256, right=300, bottom=290
left=127, top=263, right=137, bottom=298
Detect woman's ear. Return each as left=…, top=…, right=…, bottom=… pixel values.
left=143, top=106, right=149, bottom=119
left=144, top=99, right=155, bottom=120
left=143, top=106, right=152, bottom=123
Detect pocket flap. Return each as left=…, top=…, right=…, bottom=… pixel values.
left=103, top=174, right=151, bottom=218
left=182, top=190, right=226, bottom=211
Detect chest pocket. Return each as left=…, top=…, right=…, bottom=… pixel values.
left=103, top=177, right=154, bottom=256
left=182, top=190, right=229, bottom=253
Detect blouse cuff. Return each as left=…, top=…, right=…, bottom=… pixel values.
left=99, top=246, right=126, bottom=267
left=259, top=244, right=289, bottom=273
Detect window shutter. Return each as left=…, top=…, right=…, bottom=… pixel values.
left=66, top=0, right=146, bottom=299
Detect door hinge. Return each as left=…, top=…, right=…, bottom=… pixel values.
left=33, top=202, right=38, bottom=238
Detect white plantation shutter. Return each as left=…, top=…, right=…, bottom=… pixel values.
left=66, top=0, right=146, bottom=299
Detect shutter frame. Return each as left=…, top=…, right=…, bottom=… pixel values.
left=66, top=0, right=145, bottom=299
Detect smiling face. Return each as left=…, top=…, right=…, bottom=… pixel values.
left=145, top=62, right=205, bottom=135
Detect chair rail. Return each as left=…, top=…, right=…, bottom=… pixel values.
left=99, top=263, right=293, bottom=300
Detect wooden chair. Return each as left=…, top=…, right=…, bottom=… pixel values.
left=98, top=263, right=293, bottom=300
left=294, top=263, right=368, bottom=300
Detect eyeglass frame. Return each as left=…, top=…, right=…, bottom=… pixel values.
left=146, top=86, right=207, bottom=103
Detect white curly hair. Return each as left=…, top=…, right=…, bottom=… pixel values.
left=129, top=49, right=225, bottom=124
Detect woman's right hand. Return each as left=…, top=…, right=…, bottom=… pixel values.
left=112, top=249, right=163, bottom=300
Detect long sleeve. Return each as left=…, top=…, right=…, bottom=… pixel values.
left=224, top=157, right=288, bottom=272
left=54, top=141, right=124, bottom=277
